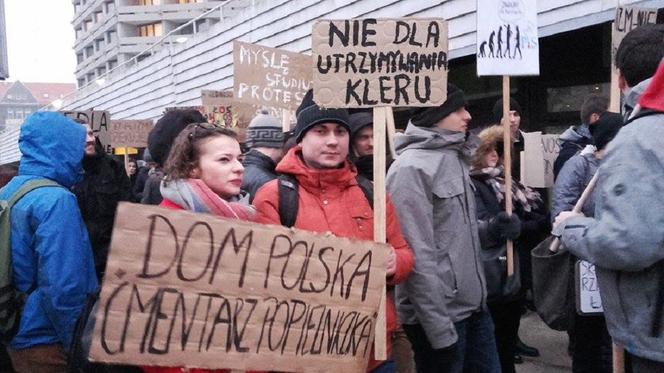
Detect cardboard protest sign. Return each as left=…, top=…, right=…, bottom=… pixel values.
left=90, top=203, right=387, bottom=372
left=61, top=110, right=111, bottom=152
left=312, top=18, right=448, bottom=108
left=476, top=0, right=539, bottom=76
left=233, top=41, right=312, bottom=111
left=612, top=6, right=658, bottom=59
left=109, top=120, right=153, bottom=148
left=575, top=260, right=603, bottom=315
left=521, top=131, right=559, bottom=188
left=201, top=90, right=256, bottom=128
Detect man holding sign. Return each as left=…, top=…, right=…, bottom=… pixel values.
left=387, top=84, right=508, bottom=373
left=254, top=89, right=414, bottom=372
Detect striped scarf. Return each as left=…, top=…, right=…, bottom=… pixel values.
left=160, top=179, right=256, bottom=221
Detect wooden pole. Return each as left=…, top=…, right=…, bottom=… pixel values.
left=613, top=343, right=625, bottom=373
left=282, top=110, right=292, bottom=132
left=502, top=76, right=515, bottom=276
left=123, top=147, right=130, bottom=177
left=372, top=106, right=388, bottom=361
left=609, top=22, right=622, bottom=113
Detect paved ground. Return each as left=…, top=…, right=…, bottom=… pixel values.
left=517, top=311, right=571, bottom=373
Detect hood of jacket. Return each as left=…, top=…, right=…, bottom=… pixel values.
left=395, top=122, right=478, bottom=159
left=275, top=146, right=358, bottom=191
left=559, top=123, right=591, bottom=143
left=624, top=77, right=652, bottom=112
left=18, top=112, right=86, bottom=188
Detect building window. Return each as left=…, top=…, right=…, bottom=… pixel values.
left=546, top=83, right=610, bottom=113
left=138, top=22, right=162, bottom=37
left=139, top=0, right=161, bottom=5
left=179, top=0, right=202, bottom=3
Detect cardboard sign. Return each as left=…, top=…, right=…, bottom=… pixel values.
left=90, top=203, right=387, bottom=372
left=521, top=131, right=559, bottom=188
left=201, top=90, right=257, bottom=129
left=61, top=110, right=111, bottom=152
left=233, top=41, right=312, bottom=111
left=476, top=0, right=539, bottom=76
left=612, top=6, right=659, bottom=60
left=109, top=120, right=153, bottom=148
left=312, top=18, right=449, bottom=108
left=575, top=260, right=603, bottom=315
left=163, top=105, right=251, bottom=132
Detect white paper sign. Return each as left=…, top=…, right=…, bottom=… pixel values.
left=476, top=0, right=540, bottom=76
left=521, top=131, right=559, bottom=188
left=575, top=260, right=604, bottom=315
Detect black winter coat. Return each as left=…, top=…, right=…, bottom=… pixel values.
left=241, top=149, right=278, bottom=202
left=73, top=141, right=132, bottom=278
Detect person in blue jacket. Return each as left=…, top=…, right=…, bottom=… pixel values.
left=0, top=112, right=98, bottom=372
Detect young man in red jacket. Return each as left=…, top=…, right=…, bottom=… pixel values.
left=253, top=89, right=414, bottom=373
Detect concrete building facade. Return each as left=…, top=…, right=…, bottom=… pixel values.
left=61, top=0, right=663, bottom=128
left=72, top=0, right=223, bottom=88
left=0, top=0, right=8, bottom=80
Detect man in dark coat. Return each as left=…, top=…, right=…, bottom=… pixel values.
left=241, top=110, right=284, bottom=201
left=72, top=122, right=132, bottom=280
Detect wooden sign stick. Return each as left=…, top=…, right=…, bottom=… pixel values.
left=609, top=22, right=621, bottom=113
left=613, top=343, right=625, bottom=373
left=282, top=109, right=292, bottom=132
left=502, top=76, right=515, bottom=277
left=372, top=106, right=388, bottom=361
left=385, top=107, right=397, bottom=160
left=123, top=147, right=130, bottom=177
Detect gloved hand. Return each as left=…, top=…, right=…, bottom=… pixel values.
left=488, top=212, right=522, bottom=241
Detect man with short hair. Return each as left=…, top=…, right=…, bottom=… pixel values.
left=72, top=119, right=132, bottom=280
left=553, top=95, right=609, bottom=179
left=241, top=110, right=284, bottom=201
left=253, top=89, right=414, bottom=373
left=388, top=84, right=516, bottom=373
left=0, top=112, right=98, bottom=372
left=555, top=24, right=664, bottom=372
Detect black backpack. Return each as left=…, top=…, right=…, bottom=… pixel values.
left=277, top=174, right=374, bottom=227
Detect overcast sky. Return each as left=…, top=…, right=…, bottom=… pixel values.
left=5, top=0, right=76, bottom=83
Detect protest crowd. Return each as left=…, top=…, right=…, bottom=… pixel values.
left=0, top=18, right=663, bottom=373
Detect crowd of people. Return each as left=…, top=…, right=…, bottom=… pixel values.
left=0, top=23, right=662, bottom=373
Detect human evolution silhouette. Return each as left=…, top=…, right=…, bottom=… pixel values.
left=478, top=24, right=522, bottom=59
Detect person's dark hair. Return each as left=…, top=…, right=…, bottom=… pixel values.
left=615, top=24, right=664, bottom=87
left=163, top=123, right=238, bottom=180
left=580, top=95, right=609, bottom=124
left=148, top=109, right=207, bottom=166
left=589, top=112, right=623, bottom=151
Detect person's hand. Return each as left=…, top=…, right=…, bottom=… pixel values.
left=386, top=247, right=396, bottom=277
left=553, top=211, right=584, bottom=229
left=488, top=212, right=522, bottom=241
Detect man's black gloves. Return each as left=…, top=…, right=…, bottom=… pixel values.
left=488, top=212, right=522, bottom=241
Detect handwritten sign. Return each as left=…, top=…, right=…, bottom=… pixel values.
left=61, top=110, right=111, bottom=152
left=612, top=6, right=659, bottom=59
left=312, top=18, right=448, bottom=108
left=109, top=120, right=153, bottom=148
left=90, top=203, right=387, bottom=372
left=201, top=90, right=256, bottom=129
left=233, top=41, right=312, bottom=111
left=521, top=131, right=559, bottom=188
left=476, top=0, right=539, bottom=76
left=575, top=260, right=603, bottom=315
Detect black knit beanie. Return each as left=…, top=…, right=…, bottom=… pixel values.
left=410, top=83, right=467, bottom=127
left=294, top=89, right=350, bottom=142
left=148, top=109, right=206, bottom=165
left=492, top=98, right=523, bottom=124
left=589, top=112, right=623, bottom=150
left=349, top=111, right=373, bottom=139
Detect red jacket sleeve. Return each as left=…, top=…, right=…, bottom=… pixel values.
left=253, top=180, right=281, bottom=225
left=386, top=196, right=414, bottom=285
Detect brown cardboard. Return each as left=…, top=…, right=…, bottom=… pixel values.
left=613, top=6, right=658, bottom=57
left=312, top=18, right=448, bottom=108
left=90, top=203, right=388, bottom=372
left=233, top=41, right=312, bottom=110
left=201, top=90, right=257, bottom=129
left=109, top=119, right=153, bottom=148
left=60, top=110, right=111, bottom=152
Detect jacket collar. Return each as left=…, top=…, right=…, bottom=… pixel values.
left=243, top=149, right=277, bottom=170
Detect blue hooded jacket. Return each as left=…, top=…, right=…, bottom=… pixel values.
left=0, top=112, right=98, bottom=351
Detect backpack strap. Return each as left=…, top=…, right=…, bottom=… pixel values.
left=6, top=179, right=61, bottom=208
left=355, top=175, right=374, bottom=209
left=277, top=174, right=299, bottom=228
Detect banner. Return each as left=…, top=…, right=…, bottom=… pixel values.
left=61, top=110, right=111, bottom=152
left=312, top=18, right=448, bottom=108
left=233, top=41, right=312, bottom=111
left=90, top=203, right=387, bottom=372
left=109, top=120, right=153, bottom=149
left=521, top=131, right=559, bottom=188
left=476, top=0, right=539, bottom=76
